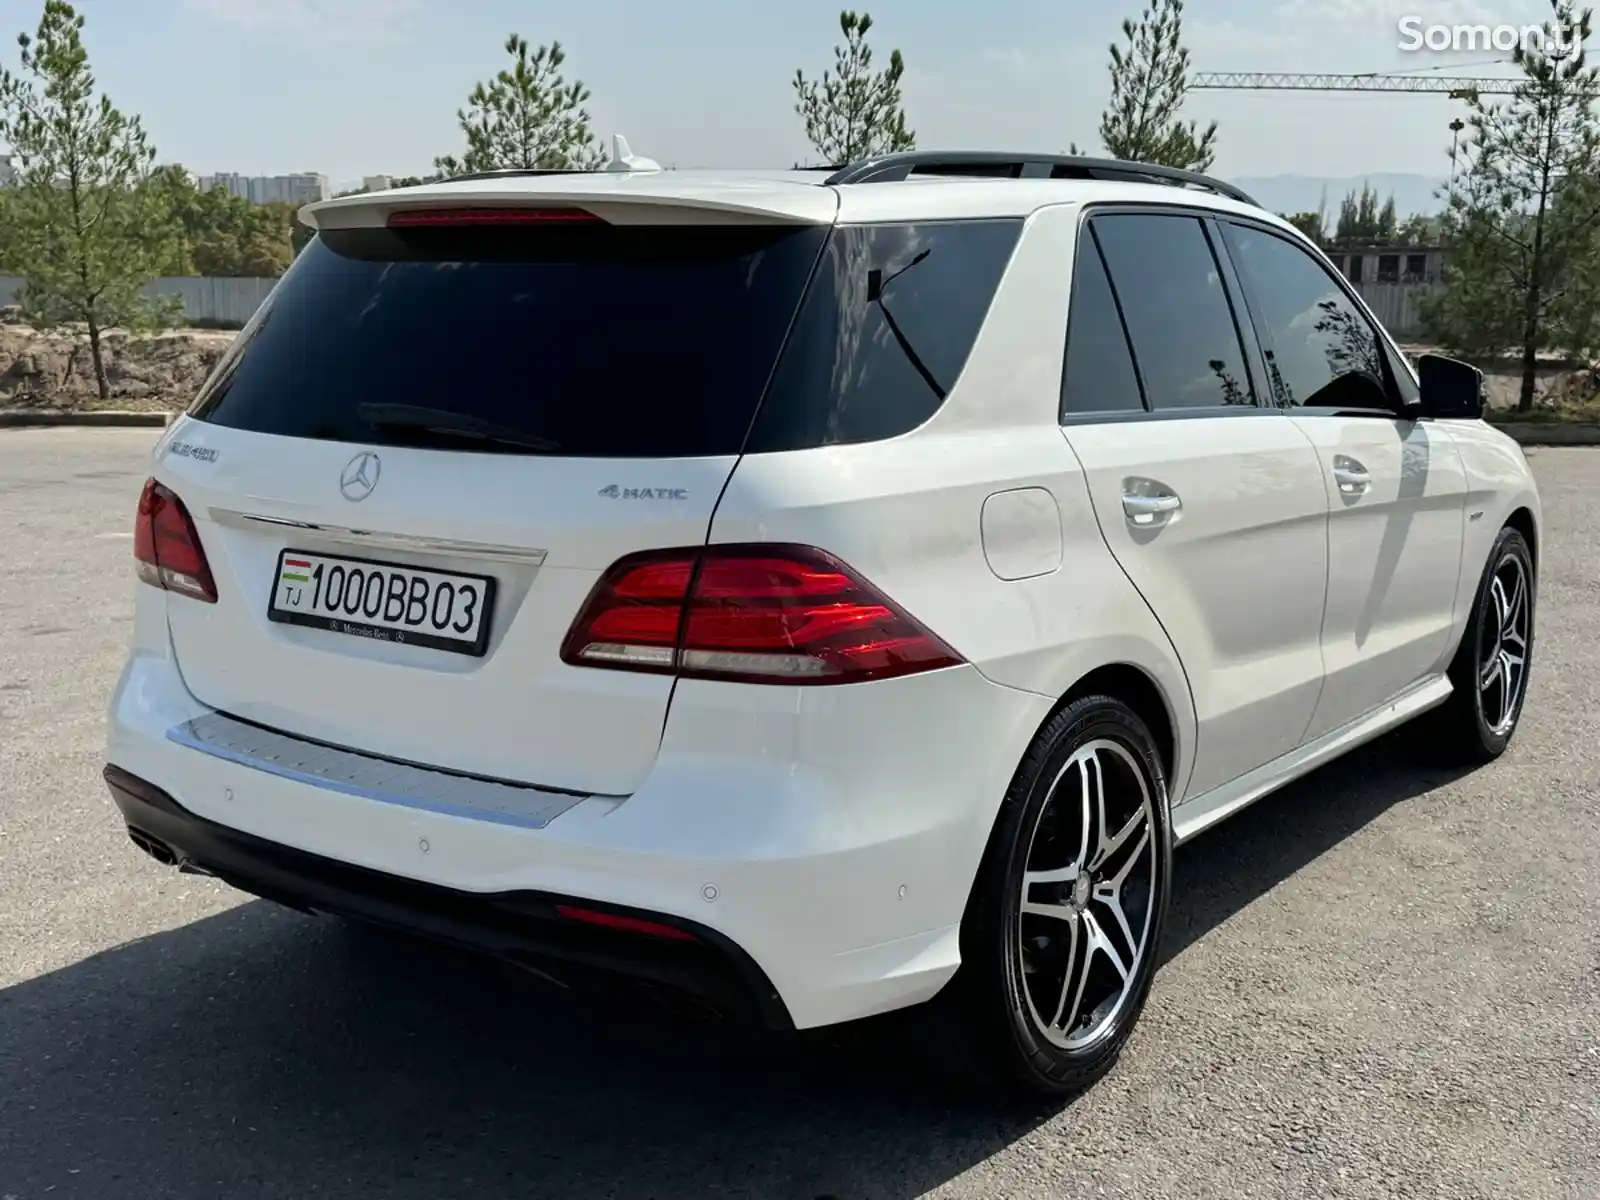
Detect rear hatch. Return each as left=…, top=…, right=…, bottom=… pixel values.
left=158, top=183, right=835, bottom=796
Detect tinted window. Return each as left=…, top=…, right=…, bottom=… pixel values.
left=189, top=223, right=829, bottom=457
left=1092, top=214, right=1256, bottom=410
left=1061, top=232, right=1144, bottom=416
left=745, top=219, right=1022, bottom=452
left=1223, top=223, right=1392, bottom=411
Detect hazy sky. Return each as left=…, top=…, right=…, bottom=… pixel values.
left=0, top=0, right=1558, bottom=185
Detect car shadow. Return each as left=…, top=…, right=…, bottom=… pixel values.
left=0, top=894, right=1058, bottom=1199
left=0, top=732, right=1465, bottom=1200
left=1160, top=727, right=1473, bottom=967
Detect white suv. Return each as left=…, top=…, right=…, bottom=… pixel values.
left=105, top=149, right=1541, bottom=1095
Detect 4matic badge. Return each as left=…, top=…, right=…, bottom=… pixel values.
left=598, top=484, right=689, bottom=500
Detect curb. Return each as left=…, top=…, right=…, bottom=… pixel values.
left=0, top=410, right=173, bottom=429
left=1493, top=422, right=1600, bottom=447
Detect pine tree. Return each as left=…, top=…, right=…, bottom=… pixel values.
left=0, top=0, right=178, bottom=400
left=435, top=36, right=605, bottom=175
left=1423, top=0, right=1600, bottom=409
left=1333, top=184, right=1399, bottom=244
left=793, top=11, right=914, bottom=165
left=1094, top=0, right=1217, bottom=171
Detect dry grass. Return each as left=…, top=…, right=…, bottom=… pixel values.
left=0, top=322, right=229, bottom=412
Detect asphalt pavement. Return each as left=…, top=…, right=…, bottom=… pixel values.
left=2, top=428, right=1596, bottom=1200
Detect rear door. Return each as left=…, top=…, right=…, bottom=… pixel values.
left=157, top=199, right=832, bottom=796
left=1059, top=210, right=1331, bottom=800
left=1217, top=219, right=1467, bottom=739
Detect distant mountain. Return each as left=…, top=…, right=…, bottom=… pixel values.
left=1230, top=174, right=1449, bottom=219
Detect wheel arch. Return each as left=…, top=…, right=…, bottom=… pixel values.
left=1504, top=504, right=1538, bottom=574
left=1023, top=662, right=1184, bottom=806
left=1439, top=494, right=1542, bottom=670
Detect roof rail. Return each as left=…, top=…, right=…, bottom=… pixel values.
left=823, top=152, right=1259, bottom=208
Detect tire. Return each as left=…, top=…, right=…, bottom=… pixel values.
left=929, top=694, right=1173, bottom=1096
left=1425, top=525, right=1536, bottom=765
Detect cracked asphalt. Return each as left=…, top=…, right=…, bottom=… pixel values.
left=2, top=428, right=1596, bottom=1199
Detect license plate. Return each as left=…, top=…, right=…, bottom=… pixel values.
left=267, top=550, right=496, bottom=657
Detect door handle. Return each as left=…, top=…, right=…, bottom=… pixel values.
left=1332, top=455, right=1371, bottom=496
left=1121, top=492, right=1182, bottom=525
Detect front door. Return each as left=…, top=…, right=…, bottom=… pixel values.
left=1217, top=219, right=1468, bottom=740
left=1059, top=209, right=1332, bottom=801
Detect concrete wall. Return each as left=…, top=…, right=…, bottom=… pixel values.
left=0, top=275, right=277, bottom=328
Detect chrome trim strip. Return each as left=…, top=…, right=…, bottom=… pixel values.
left=1171, top=675, right=1452, bottom=845
left=216, top=510, right=549, bottom=565
left=167, top=712, right=587, bottom=830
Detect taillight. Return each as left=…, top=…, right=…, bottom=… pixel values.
left=560, top=545, right=963, bottom=685
left=386, top=207, right=602, bottom=228
left=133, top=479, right=217, bottom=603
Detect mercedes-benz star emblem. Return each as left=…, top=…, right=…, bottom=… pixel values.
left=340, top=452, right=381, bottom=502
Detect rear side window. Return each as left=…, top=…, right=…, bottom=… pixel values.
left=189, top=223, right=829, bottom=458
left=1221, top=223, right=1394, bottom=412
left=1060, top=229, right=1145, bottom=417
left=745, top=219, right=1022, bottom=452
left=1091, top=214, right=1257, bottom=410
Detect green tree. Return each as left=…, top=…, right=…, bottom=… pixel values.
left=1332, top=184, right=1398, bottom=244
left=1090, top=0, right=1217, bottom=171
left=1396, top=212, right=1442, bottom=245
left=793, top=11, right=914, bottom=165
left=0, top=187, right=18, bottom=273
left=265, top=201, right=316, bottom=259
left=435, top=36, right=605, bottom=175
left=1282, top=211, right=1326, bottom=243
left=0, top=0, right=177, bottom=399
left=144, top=167, right=294, bottom=277
left=1423, top=0, right=1600, bottom=409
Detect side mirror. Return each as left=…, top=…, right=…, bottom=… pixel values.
left=1417, top=354, right=1484, bottom=420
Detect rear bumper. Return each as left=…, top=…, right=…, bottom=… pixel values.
left=105, top=764, right=790, bottom=1027
left=106, top=594, right=1054, bottom=1029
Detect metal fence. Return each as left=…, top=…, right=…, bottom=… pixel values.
left=1353, top=282, right=1443, bottom=342
left=1, top=272, right=1446, bottom=341
left=0, top=275, right=278, bottom=328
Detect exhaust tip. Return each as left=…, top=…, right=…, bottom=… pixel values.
left=127, top=826, right=177, bottom=867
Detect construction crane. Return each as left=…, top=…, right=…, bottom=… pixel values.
left=1191, top=71, right=1523, bottom=182
left=1190, top=72, right=1518, bottom=100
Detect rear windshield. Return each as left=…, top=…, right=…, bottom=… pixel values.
left=189, top=222, right=830, bottom=458
left=189, top=214, right=1021, bottom=458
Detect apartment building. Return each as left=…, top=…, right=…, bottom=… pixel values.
left=197, top=172, right=331, bottom=206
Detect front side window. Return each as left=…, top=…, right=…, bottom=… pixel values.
left=1222, top=223, right=1393, bottom=413
left=1091, top=213, right=1257, bottom=411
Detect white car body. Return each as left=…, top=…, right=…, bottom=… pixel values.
left=105, top=160, right=1542, bottom=1036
